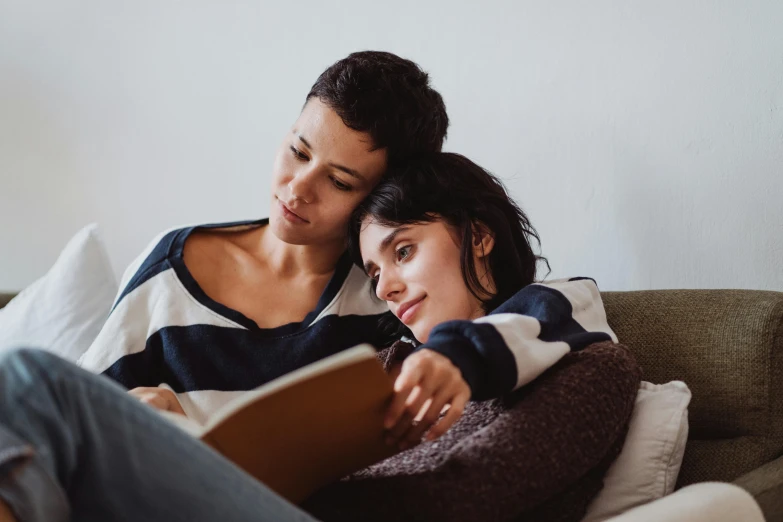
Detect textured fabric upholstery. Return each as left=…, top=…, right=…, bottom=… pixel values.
left=603, top=290, right=783, bottom=521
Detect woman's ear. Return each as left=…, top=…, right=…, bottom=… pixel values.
left=471, top=221, right=495, bottom=259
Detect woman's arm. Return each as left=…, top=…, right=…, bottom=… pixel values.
left=418, top=278, right=617, bottom=400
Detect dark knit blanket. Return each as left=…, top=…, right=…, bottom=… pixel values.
left=303, top=340, right=642, bottom=522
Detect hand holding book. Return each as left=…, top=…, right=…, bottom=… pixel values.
left=383, top=348, right=471, bottom=450
left=128, top=386, right=187, bottom=416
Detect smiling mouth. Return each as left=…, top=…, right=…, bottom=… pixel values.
left=397, top=296, right=425, bottom=324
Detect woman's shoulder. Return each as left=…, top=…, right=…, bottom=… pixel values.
left=183, top=218, right=267, bottom=259
left=131, top=218, right=264, bottom=264
left=534, top=277, right=601, bottom=290
left=533, top=277, right=606, bottom=311
left=116, top=219, right=266, bottom=299
left=185, top=218, right=268, bottom=239
left=495, top=277, right=603, bottom=309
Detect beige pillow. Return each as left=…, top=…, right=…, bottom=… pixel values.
left=582, top=380, right=691, bottom=522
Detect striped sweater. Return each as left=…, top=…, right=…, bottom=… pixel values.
left=78, top=220, right=618, bottom=422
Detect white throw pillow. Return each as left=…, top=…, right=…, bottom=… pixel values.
left=582, top=380, right=691, bottom=522
left=0, top=224, right=118, bottom=362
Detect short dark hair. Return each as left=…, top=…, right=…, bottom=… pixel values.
left=307, top=51, right=449, bottom=165
left=349, top=153, right=549, bottom=312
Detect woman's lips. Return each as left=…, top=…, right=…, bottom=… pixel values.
left=278, top=199, right=309, bottom=224
left=398, top=296, right=425, bottom=325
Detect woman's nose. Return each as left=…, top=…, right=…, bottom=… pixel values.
left=287, top=168, right=316, bottom=203
left=375, top=270, right=404, bottom=301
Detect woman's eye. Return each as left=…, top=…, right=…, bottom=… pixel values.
left=369, top=274, right=379, bottom=290
left=396, top=246, right=413, bottom=261
left=290, top=146, right=308, bottom=160
left=330, top=177, right=353, bottom=191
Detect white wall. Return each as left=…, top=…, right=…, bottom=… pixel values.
left=1, top=0, right=782, bottom=292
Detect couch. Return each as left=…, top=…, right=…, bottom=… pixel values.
left=602, top=289, right=782, bottom=521
left=0, top=289, right=778, bottom=520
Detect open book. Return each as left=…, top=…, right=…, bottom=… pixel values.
left=159, top=344, right=398, bottom=503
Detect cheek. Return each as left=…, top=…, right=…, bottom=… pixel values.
left=430, top=251, right=475, bottom=316
left=314, top=192, right=367, bottom=235
left=271, top=153, right=292, bottom=186
left=324, top=188, right=369, bottom=217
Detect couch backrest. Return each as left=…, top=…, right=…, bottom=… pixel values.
left=602, top=289, right=783, bottom=488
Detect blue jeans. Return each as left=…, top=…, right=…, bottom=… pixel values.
left=0, top=348, right=319, bottom=522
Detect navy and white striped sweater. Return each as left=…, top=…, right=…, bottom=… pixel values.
left=79, top=220, right=617, bottom=423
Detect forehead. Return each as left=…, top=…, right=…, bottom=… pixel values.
left=360, top=219, right=394, bottom=239
left=359, top=220, right=398, bottom=264
left=296, top=98, right=387, bottom=184
left=359, top=218, right=462, bottom=258
left=358, top=219, right=432, bottom=254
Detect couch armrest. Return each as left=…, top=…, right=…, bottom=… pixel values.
left=733, top=454, right=783, bottom=521
left=603, top=482, right=763, bottom=522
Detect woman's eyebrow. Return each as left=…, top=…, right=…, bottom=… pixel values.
left=362, top=260, right=377, bottom=275
left=329, top=162, right=365, bottom=181
left=362, top=226, right=411, bottom=274
left=380, top=226, right=410, bottom=252
left=295, top=132, right=312, bottom=149
left=294, top=131, right=366, bottom=182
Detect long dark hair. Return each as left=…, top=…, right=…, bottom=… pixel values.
left=348, top=152, right=549, bottom=312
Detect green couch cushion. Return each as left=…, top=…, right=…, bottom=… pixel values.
left=603, top=290, right=783, bottom=487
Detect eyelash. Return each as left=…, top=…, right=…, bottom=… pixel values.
left=330, top=177, right=352, bottom=191
left=290, top=146, right=353, bottom=192
left=368, top=245, right=414, bottom=290
left=290, top=146, right=308, bottom=161
left=395, top=245, right=413, bottom=262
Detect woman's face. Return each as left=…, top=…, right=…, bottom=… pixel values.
left=269, top=98, right=388, bottom=246
left=359, top=218, right=493, bottom=343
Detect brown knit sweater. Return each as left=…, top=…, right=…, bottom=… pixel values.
left=303, top=340, right=642, bottom=522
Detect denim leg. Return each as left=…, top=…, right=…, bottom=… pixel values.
left=0, top=348, right=319, bottom=522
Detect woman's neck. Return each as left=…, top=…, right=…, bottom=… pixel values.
left=469, top=301, right=488, bottom=321
left=256, top=226, right=347, bottom=279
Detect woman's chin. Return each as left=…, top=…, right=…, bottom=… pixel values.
left=269, top=214, right=348, bottom=247
left=268, top=216, right=311, bottom=245
left=411, top=326, right=430, bottom=344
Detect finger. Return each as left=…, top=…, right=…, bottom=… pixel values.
left=413, top=398, right=433, bottom=423
left=384, top=363, right=425, bottom=429
left=401, top=390, right=453, bottom=447
left=165, top=392, right=187, bottom=415
left=385, top=409, right=416, bottom=446
left=387, top=397, right=432, bottom=446
left=391, top=384, right=442, bottom=448
left=425, top=391, right=470, bottom=441
left=127, top=387, right=153, bottom=398
left=154, top=388, right=186, bottom=415
left=131, top=388, right=170, bottom=412
left=394, top=359, right=458, bottom=432
left=139, top=394, right=168, bottom=411
left=391, top=378, right=438, bottom=439
left=386, top=385, right=424, bottom=442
